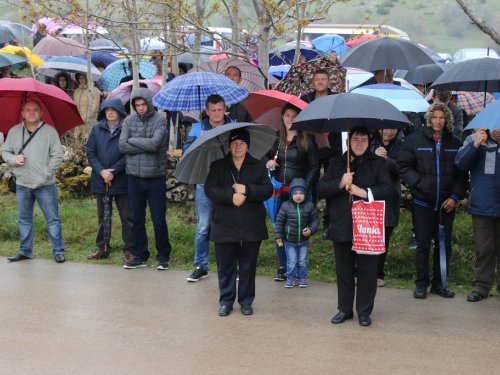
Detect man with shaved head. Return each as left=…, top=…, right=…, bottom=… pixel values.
left=2, top=100, right=65, bottom=263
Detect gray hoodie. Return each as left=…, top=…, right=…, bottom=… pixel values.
left=119, top=88, right=168, bottom=178
left=1, top=121, right=63, bottom=189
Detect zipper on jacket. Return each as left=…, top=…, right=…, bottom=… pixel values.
left=435, top=139, right=441, bottom=211
left=283, top=144, right=288, bottom=185
left=286, top=226, right=290, bottom=239
left=297, top=203, right=301, bottom=242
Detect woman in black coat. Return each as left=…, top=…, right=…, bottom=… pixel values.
left=205, top=128, right=273, bottom=317
left=264, top=103, right=319, bottom=281
left=317, top=127, right=393, bottom=327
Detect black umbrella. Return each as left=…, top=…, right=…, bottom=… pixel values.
left=291, top=93, right=410, bottom=187
left=395, top=63, right=449, bottom=86
left=174, top=122, right=276, bottom=185
left=102, top=182, right=112, bottom=254
left=340, top=37, right=436, bottom=71
left=431, top=57, right=500, bottom=107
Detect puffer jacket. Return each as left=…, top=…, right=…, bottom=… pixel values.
left=317, top=151, right=393, bottom=242
left=455, top=133, right=500, bottom=217
left=119, top=88, right=168, bottom=178
left=369, top=135, right=403, bottom=227
left=397, top=126, right=468, bottom=211
left=1, top=121, right=63, bottom=189
left=73, top=84, right=101, bottom=125
left=205, top=153, right=273, bottom=243
left=87, top=98, right=128, bottom=195
left=274, top=178, right=320, bottom=243
left=264, top=132, right=319, bottom=191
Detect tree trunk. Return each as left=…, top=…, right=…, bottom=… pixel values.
left=455, top=0, right=500, bottom=47
left=230, top=0, right=240, bottom=56
left=193, top=0, right=206, bottom=67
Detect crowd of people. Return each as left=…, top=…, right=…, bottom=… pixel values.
left=2, top=61, right=499, bottom=327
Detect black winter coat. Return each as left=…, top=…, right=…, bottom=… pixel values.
left=369, top=136, right=403, bottom=227
left=317, top=151, right=393, bottom=242
left=205, top=153, right=273, bottom=243
left=397, top=126, right=468, bottom=211
left=265, top=132, right=319, bottom=191
left=274, top=178, right=320, bottom=243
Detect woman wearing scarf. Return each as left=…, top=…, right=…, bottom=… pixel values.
left=317, top=126, right=392, bottom=327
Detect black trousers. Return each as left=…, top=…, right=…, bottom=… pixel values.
left=413, top=204, right=455, bottom=289
left=215, top=241, right=261, bottom=306
left=377, top=226, right=394, bottom=280
left=96, top=193, right=134, bottom=255
left=334, top=241, right=379, bottom=317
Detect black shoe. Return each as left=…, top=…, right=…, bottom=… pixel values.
left=219, top=305, right=233, bottom=316
left=359, top=316, right=371, bottom=327
left=54, top=253, right=65, bottom=263
left=322, top=227, right=330, bottom=239
left=7, top=253, right=30, bottom=262
left=187, top=266, right=208, bottom=281
left=331, top=311, right=354, bottom=324
left=123, top=258, right=146, bottom=269
left=274, top=267, right=287, bottom=281
left=430, top=285, right=455, bottom=298
left=241, top=305, right=253, bottom=315
left=467, top=291, right=483, bottom=302
left=408, top=234, right=417, bottom=250
left=157, top=259, right=169, bottom=270
left=413, top=287, right=427, bottom=299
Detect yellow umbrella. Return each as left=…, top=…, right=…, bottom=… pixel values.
left=0, top=46, right=44, bottom=67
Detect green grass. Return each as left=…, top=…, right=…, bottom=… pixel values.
left=0, top=192, right=491, bottom=295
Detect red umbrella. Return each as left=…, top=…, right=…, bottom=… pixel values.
left=346, top=34, right=378, bottom=47
left=241, top=90, right=329, bottom=148
left=0, top=78, right=84, bottom=135
left=209, top=53, right=257, bottom=65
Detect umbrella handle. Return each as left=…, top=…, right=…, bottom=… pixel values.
left=106, top=182, right=111, bottom=192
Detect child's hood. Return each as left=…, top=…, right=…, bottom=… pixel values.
left=289, top=177, right=307, bottom=202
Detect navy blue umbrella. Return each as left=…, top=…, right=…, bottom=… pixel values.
left=269, top=45, right=320, bottom=66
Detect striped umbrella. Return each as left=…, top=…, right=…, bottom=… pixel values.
left=38, top=55, right=101, bottom=81
left=152, top=72, right=249, bottom=111
left=96, top=59, right=156, bottom=91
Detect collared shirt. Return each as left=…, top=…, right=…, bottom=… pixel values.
left=107, top=121, right=118, bottom=135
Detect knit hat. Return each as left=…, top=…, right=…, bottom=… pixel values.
left=291, top=186, right=306, bottom=196
left=228, top=128, right=250, bottom=148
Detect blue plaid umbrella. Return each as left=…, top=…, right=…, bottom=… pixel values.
left=311, top=34, right=348, bottom=56
left=0, top=52, right=28, bottom=71
left=152, top=72, right=249, bottom=111
left=263, top=169, right=284, bottom=227
left=96, top=59, right=156, bottom=92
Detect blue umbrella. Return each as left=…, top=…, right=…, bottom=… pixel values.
left=269, top=65, right=290, bottom=79
left=269, top=46, right=321, bottom=66
left=152, top=72, right=249, bottom=111
left=464, top=99, right=500, bottom=131
left=185, top=33, right=212, bottom=48
left=96, top=59, right=156, bottom=91
left=352, top=83, right=430, bottom=113
left=263, top=169, right=284, bottom=227
left=38, top=55, right=101, bottom=81
left=0, top=51, right=28, bottom=71
left=75, top=52, right=119, bottom=68
left=311, top=34, right=348, bottom=56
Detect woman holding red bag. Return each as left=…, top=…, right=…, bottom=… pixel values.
left=317, top=126, right=393, bottom=327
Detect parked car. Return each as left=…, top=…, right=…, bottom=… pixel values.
left=438, top=53, right=452, bottom=64
left=451, top=48, right=500, bottom=64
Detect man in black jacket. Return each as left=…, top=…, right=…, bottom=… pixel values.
left=302, top=69, right=341, bottom=238
left=397, top=102, right=468, bottom=299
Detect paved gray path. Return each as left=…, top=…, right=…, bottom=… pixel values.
left=0, top=257, right=498, bottom=375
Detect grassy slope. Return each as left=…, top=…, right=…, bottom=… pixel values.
left=0, top=193, right=487, bottom=295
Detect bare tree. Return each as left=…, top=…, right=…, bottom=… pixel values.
left=456, top=0, right=500, bottom=46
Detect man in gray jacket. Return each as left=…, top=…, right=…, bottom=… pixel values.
left=119, top=88, right=172, bottom=269
left=2, top=100, right=65, bottom=263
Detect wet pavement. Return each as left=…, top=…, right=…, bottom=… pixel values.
left=0, top=257, right=498, bottom=374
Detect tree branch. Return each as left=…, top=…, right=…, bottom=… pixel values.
left=455, top=0, right=500, bottom=47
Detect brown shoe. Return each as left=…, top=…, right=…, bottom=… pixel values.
left=377, top=279, right=385, bottom=287
left=124, top=254, right=134, bottom=263
left=87, top=250, right=109, bottom=260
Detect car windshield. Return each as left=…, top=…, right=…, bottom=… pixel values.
left=465, top=50, right=500, bottom=59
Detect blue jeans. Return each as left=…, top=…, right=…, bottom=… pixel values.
left=127, top=176, right=172, bottom=262
left=194, top=184, right=213, bottom=271
left=275, top=190, right=313, bottom=268
left=16, top=183, right=64, bottom=257
left=284, top=240, right=309, bottom=280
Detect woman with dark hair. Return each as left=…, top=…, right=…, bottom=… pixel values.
left=205, top=127, right=273, bottom=316
left=53, top=71, right=75, bottom=98
left=317, top=126, right=393, bottom=327
left=265, top=102, right=319, bottom=281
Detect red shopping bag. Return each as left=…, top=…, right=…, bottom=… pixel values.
left=352, top=189, right=385, bottom=255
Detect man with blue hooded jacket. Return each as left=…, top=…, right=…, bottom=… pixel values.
left=86, top=98, right=135, bottom=262
left=455, top=127, right=500, bottom=302
left=183, top=94, right=234, bottom=282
